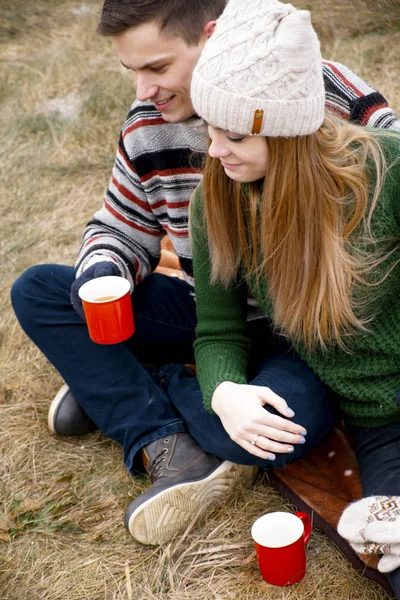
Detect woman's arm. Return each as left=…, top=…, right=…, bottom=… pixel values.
left=190, top=184, right=250, bottom=411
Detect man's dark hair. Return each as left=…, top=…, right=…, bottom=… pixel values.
left=97, top=0, right=226, bottom=45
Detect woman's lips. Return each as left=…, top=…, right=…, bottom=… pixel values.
left=221, top=161, right=243, bottom=170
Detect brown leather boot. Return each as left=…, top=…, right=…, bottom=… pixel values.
left=124, top=432, right=258, bottom=545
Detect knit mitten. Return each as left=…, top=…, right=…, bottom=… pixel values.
left=71, top=261, right=120, bottom=320
left=348, top=540, right=400, bottom=573
left=338, top=496, right=400, bottom=573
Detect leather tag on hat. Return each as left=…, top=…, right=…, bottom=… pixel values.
left=251, top=109, right=264, bottom=134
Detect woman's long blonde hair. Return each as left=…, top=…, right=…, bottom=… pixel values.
left=201, top=113, right=398, bottom=351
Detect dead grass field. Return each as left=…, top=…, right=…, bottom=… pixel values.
left=0, top=1, right=399, bottom=599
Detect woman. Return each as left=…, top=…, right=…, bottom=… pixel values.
left=189, top=0, right=400, bottom=594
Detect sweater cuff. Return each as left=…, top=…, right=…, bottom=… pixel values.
left=196, top=344, right=249, bottom=412
left=203, top=373, right=248, bottom=414
left=75, top=254, right=134, bottom=289
left=349, top=92, right=388, bottom=126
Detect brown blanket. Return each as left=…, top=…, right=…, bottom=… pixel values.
left=156, top=239, right=390, bottom=591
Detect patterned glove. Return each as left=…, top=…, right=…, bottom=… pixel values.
left=338, top=496, right=400, bottom=573
left=71, top=261, right=120, bottom=320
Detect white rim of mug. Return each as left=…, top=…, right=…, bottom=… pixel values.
left=251, top=512, right=304, bottom=548
left=78, top=276, right=131, bottom=303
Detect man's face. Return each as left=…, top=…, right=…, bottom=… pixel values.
left=113, top=21, right=210, bottom=123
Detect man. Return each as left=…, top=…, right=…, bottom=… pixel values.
left=11, top=0, right=400, bottom=546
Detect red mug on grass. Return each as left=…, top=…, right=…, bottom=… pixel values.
left=78, top=276, right=135, bottom=344
left=251, top=511, right=312, bottom=586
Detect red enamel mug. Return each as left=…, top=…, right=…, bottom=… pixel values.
left=78, top=276, right=135, bottom=344
left=251, top=511, right=312, bottom=586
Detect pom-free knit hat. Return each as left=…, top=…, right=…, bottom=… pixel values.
left=191, top=0, right=325, bottom=137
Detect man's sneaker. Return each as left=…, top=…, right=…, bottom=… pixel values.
left=48, top=384, right=98, bottom=435
left=124, top=432, right=258, bottom=545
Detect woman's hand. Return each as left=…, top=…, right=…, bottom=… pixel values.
left=211, top=381, right=307, bottom=460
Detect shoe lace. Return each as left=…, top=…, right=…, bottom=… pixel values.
left=148, top=440, right=169, bottom=482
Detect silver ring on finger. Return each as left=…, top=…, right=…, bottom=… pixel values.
left=251, top=434, right=260, bottom=446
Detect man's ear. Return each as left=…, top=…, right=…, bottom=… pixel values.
left=203, top=20, right=216, bottom=40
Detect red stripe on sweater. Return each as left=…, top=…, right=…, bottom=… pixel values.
left=83, top=235, right=109, bottom=248
left=123, top=117, right=166, bottom=138
left=164, top=225, right=188, bottom=238
left=105, top=200, right=160, bottom=236
left=111, top=177, right=189, bottom=211
left=152, top=199, right=190, bottom=210
left=111, top=176, right=152, bottom=212
left=141, top=167, right=202, bottom=183
left=325, top=62, right=363, bottom=97
left=325, top=102, right=350, bottom=120
left=361, top=103, right=388, bottom=126
left=133, top=256, right=142, bottom=282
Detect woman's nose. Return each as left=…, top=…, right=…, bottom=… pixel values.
left=208, top=136, right=230, bottom=159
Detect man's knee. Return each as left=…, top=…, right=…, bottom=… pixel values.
left=11, top=265, right=47, bottom=315
left=11, top=264, right=73, bottom=322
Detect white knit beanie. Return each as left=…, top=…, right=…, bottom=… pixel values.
left=191, top=0, right=325, bottom=137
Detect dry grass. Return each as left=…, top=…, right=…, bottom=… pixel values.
left=0, top=1, right=399, bottom=598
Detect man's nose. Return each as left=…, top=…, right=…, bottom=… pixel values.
left=135, top=74, right=158, bottom=102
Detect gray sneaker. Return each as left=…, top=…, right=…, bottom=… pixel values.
left=48, top=384, right=98, bottom=435
left=124, top=432, right=258, bottom=545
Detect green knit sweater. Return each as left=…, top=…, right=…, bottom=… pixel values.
left=190, top=133, right=400, bottom=427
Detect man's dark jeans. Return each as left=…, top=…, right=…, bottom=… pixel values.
left=11, top=264, right=337, bottom=472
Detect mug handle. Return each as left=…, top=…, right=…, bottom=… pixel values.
left=295, top=511, right=312, bottom=544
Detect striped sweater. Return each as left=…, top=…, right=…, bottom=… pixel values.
left=75, top=61, right=400, bottom=289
